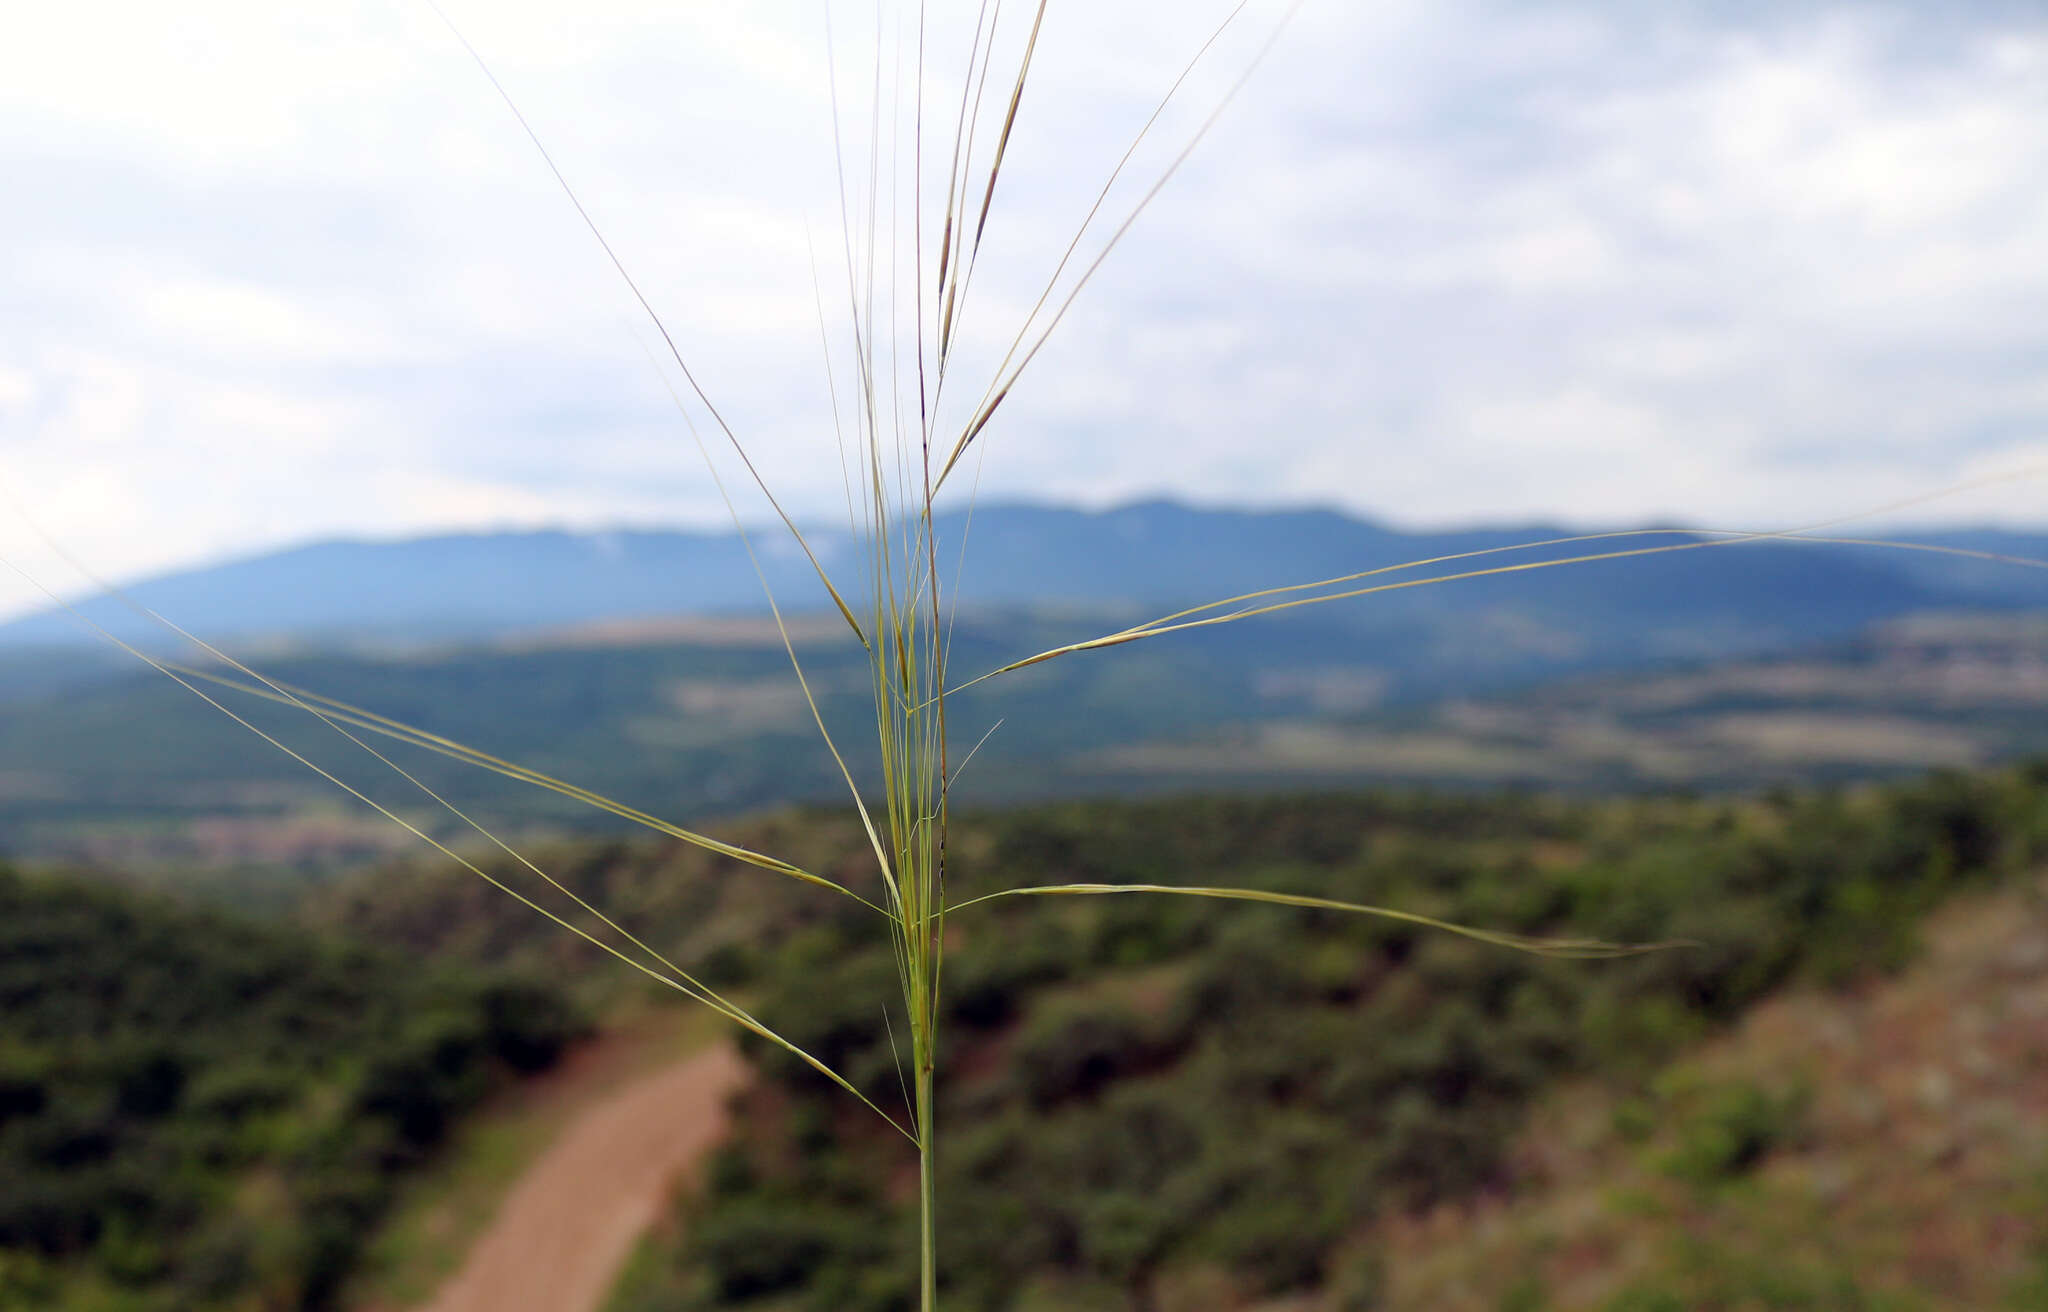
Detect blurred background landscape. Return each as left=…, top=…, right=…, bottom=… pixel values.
left=3, top=499, right=2046, bottom=1311
left=5, top=0, right=2048, bottom=1308
left=6, top=500, right=2048, bottom=879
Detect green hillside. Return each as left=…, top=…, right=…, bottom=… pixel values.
left=0, top=868, right=583, bottom=1311
left=529, top=767, right=2048, bottom=1312
left=11, top=767, right=2047, bottom=1311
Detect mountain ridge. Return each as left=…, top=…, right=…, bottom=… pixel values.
left=5, top=499, right=2043, bottom=652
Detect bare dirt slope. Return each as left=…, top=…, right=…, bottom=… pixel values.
left=416, top=1043, right=746, bottom=1312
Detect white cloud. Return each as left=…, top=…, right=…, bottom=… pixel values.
left=0, top=0, right=2045, bottom=625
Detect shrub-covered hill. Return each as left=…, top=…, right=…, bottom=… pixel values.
left=1373, top=863, right=2048, bottom=1310
left=0, top=867, right=584, bottom=1311
left=520, top=766, right=2047, bottom=1312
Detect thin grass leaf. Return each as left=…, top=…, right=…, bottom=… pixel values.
left=157, top=662, right=885, bottom=912
left=947, top=882, right=1684, bottom=959
left=951, top=529, right=2048, bottom=696
left=0, top=549, right=912, bottom=1139
left=947, top=717, right=1004, bottom=791
left=11, top=540, right=893, bottom=1104
left=0, top=501, right=869, bottom=966
left=1121, top=463, right=2048, bottom=638
left=630, top=315, right=907, bottom=914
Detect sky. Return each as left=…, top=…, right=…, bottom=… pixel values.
left=2, top=0, right=2046, bottom=617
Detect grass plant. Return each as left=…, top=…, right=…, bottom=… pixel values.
left=12, top=3, right=2048, bottom=1308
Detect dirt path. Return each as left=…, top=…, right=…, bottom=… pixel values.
left=415, top=1043, right=746, bottom=1312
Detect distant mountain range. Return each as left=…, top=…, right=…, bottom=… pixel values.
left=3, top=501, right=2046, bottom=872
left=4, top=500, right=2045, bottom=653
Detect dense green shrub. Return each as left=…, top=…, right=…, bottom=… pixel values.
left=1656, top=1077, right=1811, bottom=1188
left=1011, top=998, right=1184, bottom=1109
left=0, top=865, right=585, bottom=1310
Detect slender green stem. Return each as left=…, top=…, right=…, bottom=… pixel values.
left=917, top=1047, right=937, bottom=1311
